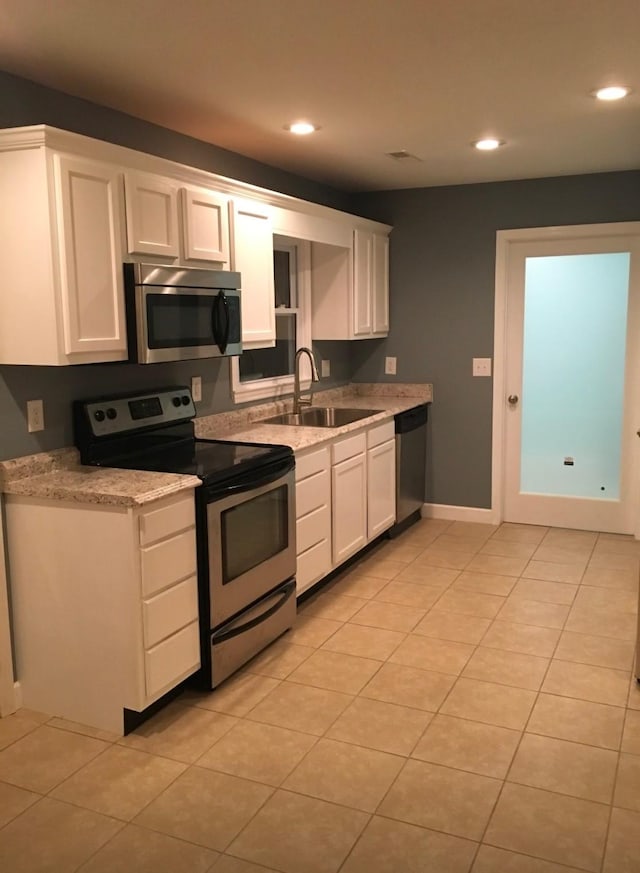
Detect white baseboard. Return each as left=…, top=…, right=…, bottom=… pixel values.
left=422, top=503, right=501, bottom=525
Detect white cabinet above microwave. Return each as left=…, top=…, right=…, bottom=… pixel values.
left=124, top=170, right=230, bottom=266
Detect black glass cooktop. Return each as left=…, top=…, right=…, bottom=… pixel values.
left=104, top=438, right=292, bottom=488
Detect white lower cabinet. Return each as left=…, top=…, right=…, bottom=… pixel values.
left=367, top=422, right=396, bottom=539
left=331, top=433, right=367, bottom=566
left=295, top=420, right=397, bottom=594
left=4, top=490, right=200, bottom=734
left=295, top=447, right=331, bottom=595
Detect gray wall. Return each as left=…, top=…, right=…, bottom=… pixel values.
left=0, top=73, right=355, bottom=461
left=352, top=172, right=640, bottom=509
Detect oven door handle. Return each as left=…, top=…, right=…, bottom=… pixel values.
left=206, top=457, right=294, bottom=499
left=211, top=579, right=296, bottom=644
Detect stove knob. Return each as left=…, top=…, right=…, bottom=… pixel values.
left=172, top=396, right=182, bottom=408
left=93, top=409, right=105, bottom=422
left=181, top=395, right=191, bottom=405
left=106, top=407, right=117, bottom=420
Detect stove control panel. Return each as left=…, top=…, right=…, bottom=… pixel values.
left=81, top=387, right=196, bottom=438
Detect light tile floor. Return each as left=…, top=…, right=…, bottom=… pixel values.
left=1, top=519, right=639, bottom=872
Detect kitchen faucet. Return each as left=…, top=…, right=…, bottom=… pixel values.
left=293, top=347, right=320, bottom=414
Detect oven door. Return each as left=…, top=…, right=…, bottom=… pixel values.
left=136, top=285, right=242, bottom=363
left=206, top=458, right=296, bottom=628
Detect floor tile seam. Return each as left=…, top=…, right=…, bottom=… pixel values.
left=524, top=723, right=624, bottom=754
left=479, top=836, right=599, bottom=873
left=199, top=731, right=324, bottom=790
left=332, top=812, right=380, bottom=873
left=549, top=656, right=632, bottom=682
left=344, top=612, right=429, bottom=635
left=0, top=782, right=44, bottom=832
left=322, top=721, right=429, bottom=759
left=355, top=685, right=440, bottom=716
left=598, top=742, right=625, bottom=873
left=0, top=719, right=49, bottom=753
left=279, top=655, right=388, bottom=697
left=502, top=758, right=619, bottom=807
left=138, top=765, right=278, bottom=856
left=2, top=732, right=112, bottom=798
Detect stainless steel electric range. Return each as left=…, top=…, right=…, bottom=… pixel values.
left=73, top=386, right=296, bottom=691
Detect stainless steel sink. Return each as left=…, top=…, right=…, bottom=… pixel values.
left=260, top=407, right=381, bottom=428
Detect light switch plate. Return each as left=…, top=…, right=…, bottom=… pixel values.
left=191, top=376, right=202, bottom=402
left=321, top=359, right=330, bottom=378
left=385, top=356, right=397, bottom=375
left=473, top=357, right=492, bottom=377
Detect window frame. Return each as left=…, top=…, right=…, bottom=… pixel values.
left=231, top=236, right=312, bottom=404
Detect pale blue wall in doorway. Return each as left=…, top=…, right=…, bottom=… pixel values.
left=520, top=252, right=630, bottom=498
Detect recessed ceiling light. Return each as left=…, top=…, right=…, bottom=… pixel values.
left=593, top=85, right=630, bottom=101
left=285, top=121, right=318, bottom=135
left=473, top=138, right=505, bottom=151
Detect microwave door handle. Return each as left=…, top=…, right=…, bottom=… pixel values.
left=213, top=291, right=229, bottom=354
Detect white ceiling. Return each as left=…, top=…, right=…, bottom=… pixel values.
left=1, top=0, right=639, bottom=192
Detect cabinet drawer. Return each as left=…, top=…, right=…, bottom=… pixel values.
left=140, top=528, right=197, bottom=597
left=297, top=538, right=331, bottom=595
left=331, top=432, right=366, bottom=465
left=297, top=504, right=330, bottom=555
left=367, top=420, right=394, bottom=448
left=143, top=575, right=198, bottom=649
left=296, top=447, right=329, bottom=481
left=296, top=469, right=330, bottom=519
left=139, top=494, right=195, bottom=546
left=145, top=620, right=200, bottom=699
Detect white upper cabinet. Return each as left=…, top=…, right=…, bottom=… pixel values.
left=353, top=229, right=373, bottom=335
left=124, top=170, right=230, bottom=265
left=124, top=170, right=180, bottom=257
left=372, top=232, right=390, bottom=334
left=311, top=229, right=390, bottom=340
left=230, top=198, right=276, bottom=348
left=181, top=186, right=230, bottom=263
left=0, top=126, right=391, bottom=365
left=0, top=143, right=127, bottom=365
left=55, top=155, right=128, bottom=357
left=354, top=228, right=390, bottom=337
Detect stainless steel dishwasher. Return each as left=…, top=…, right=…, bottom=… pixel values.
left=390, top=404, right=428, bottom=536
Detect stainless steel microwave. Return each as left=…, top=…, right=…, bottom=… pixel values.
left=124, top=263, right=242, bottom=364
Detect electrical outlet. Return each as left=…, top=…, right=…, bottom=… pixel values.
left=385, top=356, right=397, bottom=375
left=473, top=357, right=492, bottom=377
left=321, top=359, right=330, bottom=378
left=27, top=399, right=44, bottom=433
left=191, top=376, right=202, bottom=402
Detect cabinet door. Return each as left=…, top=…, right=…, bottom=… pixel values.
left=231, top=199, right=275, bottom=348
left=372, top=233, right=389, bottom=334
left=368, top=439, right=396, bottom=539
left=332, top=452, right=367, bottom=565
left=353, top=229, right=373, bottom=336
left=124, top=171, right=179, bottom=257
left=181, top=186, right=230, bottom=263
left=54, top=154, right=127, bottom=357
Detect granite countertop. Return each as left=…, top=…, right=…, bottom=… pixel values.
left=195, top=383, right=432, bottom=452
left=0, top=447, right=200, bottom=507
left=0, top=383, right=431, bottom=505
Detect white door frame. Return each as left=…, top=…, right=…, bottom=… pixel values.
left=491, top=221, right=640, bottom=534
